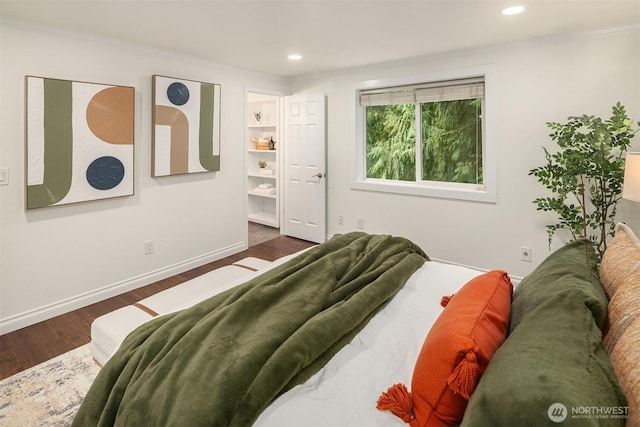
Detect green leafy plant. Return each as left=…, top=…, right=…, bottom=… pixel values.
left=529, top=102, right=638, bottom=260
left=257, top=160, right=268, bottom=169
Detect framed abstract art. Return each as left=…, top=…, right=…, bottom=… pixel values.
left=152, top=75, right=221, bottom=177
left=25, top=76, right=135, bottom=209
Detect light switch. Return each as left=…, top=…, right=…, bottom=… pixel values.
left=0, top=167, right=9, bottom=186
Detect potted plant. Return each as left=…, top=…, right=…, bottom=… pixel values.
left=529, top=102, right=638, bottom=260
left=257, top=160, right=272, bottom=175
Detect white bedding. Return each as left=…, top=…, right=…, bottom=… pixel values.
left=254, top=260, right=482, bottom=426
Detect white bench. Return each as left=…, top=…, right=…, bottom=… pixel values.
left=90, top=257, right=272, bottom=366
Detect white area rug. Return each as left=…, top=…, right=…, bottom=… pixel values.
left=0, top=345, right=99, bottom=426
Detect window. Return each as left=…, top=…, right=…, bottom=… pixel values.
left=351, top=66, right=496, bottom=203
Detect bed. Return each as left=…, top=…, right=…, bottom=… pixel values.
left=76, top=227, right=639, bottom=426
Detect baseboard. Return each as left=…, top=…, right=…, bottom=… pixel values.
left=0, top=241, right=247, bottom=335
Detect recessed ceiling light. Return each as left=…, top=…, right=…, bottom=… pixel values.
left=288, top=54, right=302, bottom=61
left=502, top=5, right=525, bottom=15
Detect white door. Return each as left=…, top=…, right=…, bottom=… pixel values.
left=283, top=93, right=326, bottom=243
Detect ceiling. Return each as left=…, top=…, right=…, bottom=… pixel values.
left=1, top=0, right=638, bottom=77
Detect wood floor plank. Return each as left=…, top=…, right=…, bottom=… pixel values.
left=28, top=322, right=71, bottom=360
left=0, top=235, right=315, bottom=380
left=0, top=349, right=23, bottom=379
left=2, top=330, right=48, bottom=373
left=46, top=314, right=91, bottom=348
left=0, top=333, right=12, bottom=353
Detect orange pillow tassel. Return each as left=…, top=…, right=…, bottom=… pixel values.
left=440, top=294, right=454, bottom=307
left=376, top=383, right=416, bottom=425
left=446, top=351, right=480, bottom=399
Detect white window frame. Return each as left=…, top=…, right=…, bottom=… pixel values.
left=350, top=65, right=497, bottom=203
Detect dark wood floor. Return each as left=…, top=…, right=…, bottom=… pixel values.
left=0, top=235, right=315, bottom=380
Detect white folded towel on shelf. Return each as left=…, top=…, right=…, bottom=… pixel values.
left=253, top=187, right=276, bottom=195
left=258, top=183, right=273, bottom=189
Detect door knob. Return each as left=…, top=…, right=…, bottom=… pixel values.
left=312, top=173, right=325, bottom=179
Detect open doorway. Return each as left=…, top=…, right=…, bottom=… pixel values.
left=245, top=90, right=327, bottom=246
left=246, top=90, right=283, bottom=246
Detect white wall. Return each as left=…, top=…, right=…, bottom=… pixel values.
left=0, top=18, right=289, bottom=333
left=291, top=26, right=640, bottom=278
left=1, top=18, right=638, bottom=333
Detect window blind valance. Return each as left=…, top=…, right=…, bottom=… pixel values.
left=359, top=77, right=485, bottom=107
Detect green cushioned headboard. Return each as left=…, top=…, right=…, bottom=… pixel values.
left=461, top=240, right=627, bottom=427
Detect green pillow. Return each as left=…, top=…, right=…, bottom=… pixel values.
left=510, top=239, right=608, bottom=331
left=461, top=240, right=627, bottom=427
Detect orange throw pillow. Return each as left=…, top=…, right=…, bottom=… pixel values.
left=377, top=270, right=513, bottom=427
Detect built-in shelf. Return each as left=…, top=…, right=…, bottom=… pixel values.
left=248, top=190, right=277, bottom=199
left=248, top=212, right=277, bottom=227
left=248, top=124, right=277, bottom=129
left=248, top=149, right=277, bottom=153
left=248, top=173, right=277, bottom=179
left=247, top=94, right=280, bottom=229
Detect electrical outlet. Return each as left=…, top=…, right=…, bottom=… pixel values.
left=338, top=215, right=344, bottom=226
left=520, top=246, right=532, bottom=262
left=356, top=217, right=364, bottom=230
left=0, top=167, right=8, bottom=186
left=145, top=240, right=155, bottom=255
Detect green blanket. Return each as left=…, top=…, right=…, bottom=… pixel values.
left=73, top=232, right=428, bottom=426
